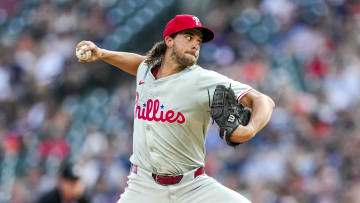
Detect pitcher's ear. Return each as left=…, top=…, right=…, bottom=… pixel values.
left=165, top=35, right=174, bottom=48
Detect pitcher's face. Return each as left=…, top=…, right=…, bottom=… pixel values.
left=171, top=29, right=203, bottom=67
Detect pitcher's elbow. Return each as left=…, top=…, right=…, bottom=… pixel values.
left=263, top=95, right=275, bottom=109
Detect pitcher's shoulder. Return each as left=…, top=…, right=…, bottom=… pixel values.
left=136, top=60, right=152, bottom=78
left=192, top=65, right=225, bottom=78
left=191, top=65, right=215, bottom=74
left=137, top=60, right=150, bottom=73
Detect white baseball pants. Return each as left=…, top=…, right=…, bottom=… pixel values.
left=117, top=165, right=251, bottom=203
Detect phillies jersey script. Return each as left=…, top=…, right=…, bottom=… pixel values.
left=130, top=62, right=253, bottom=175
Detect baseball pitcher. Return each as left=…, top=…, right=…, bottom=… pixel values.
left=76, top=14, right=275, bottom=203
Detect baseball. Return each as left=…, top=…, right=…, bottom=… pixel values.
left=76, top=45, right=92, bottom=60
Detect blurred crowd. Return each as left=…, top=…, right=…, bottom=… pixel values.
left=1, top=0, right=360, bottom=203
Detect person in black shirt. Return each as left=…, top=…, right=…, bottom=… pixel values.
left=37, top=162, right=91, bottom=203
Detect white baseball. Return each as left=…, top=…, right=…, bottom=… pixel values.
left=76, top=45, right=92, bottom=60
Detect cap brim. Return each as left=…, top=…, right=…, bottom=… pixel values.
left=195, top=27, right=215, bottom=43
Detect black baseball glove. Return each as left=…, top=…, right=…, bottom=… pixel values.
left=210, top=85, right=251, bottom=147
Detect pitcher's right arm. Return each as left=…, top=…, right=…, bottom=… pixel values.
left=76, top=41, right=145, bottom=76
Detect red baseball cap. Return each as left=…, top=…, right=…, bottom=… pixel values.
left=163, top=15, right=215, bottom=43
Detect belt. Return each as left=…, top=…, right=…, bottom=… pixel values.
left=131, top=164, right=205, bottom=185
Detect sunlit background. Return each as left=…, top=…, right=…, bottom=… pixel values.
left=1, top=0, right=360, bottom=202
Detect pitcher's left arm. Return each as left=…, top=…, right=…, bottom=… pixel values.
left=231, top=90, right=275, bottom=143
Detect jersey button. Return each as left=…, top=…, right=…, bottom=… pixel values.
left=146, top=126, right=150, bottom=131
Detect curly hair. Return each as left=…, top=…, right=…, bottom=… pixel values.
left=144, top=33, right=177, bottom=67
left=144, top=41, right=167, bottom=67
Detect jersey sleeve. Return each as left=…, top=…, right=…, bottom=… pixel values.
left=136, top=60, right=149, bottom=83
left=196, top=69, right=253, bottom=109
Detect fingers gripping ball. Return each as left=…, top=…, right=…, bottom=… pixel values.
left=76, top=45, right=92, bottom=60
left=210, top=85, right=251, bottom=147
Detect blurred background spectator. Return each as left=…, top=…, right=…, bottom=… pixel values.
left=0, top=0, right=360, bottom=202
left=36, top=161, right=91, bottom=203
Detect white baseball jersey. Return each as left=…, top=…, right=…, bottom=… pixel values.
left=130, top=62, right=253, bottom=175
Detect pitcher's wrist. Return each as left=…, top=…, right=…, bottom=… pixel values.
left=98, top=48, right=106, bottom=60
